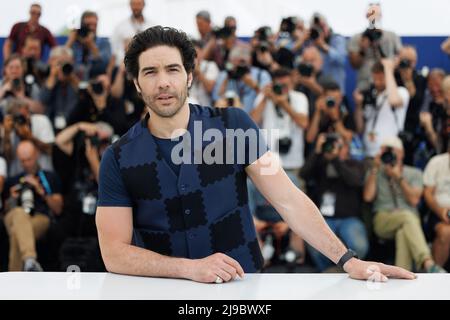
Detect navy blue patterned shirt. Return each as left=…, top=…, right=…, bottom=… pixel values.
left=98, top=104, right=268, bottom=272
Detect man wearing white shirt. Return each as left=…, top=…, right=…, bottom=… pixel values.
left=354, top=59, right=410, bottom=158
left=112, top=0, right=153, bottom=66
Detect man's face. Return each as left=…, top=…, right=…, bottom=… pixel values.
left=29, top=5, right=41, bottom=22
left=398, top=48, right=417, bottom=69
left=301, top=48, right=322, bottom=74
left=22, top=39, right=41, bottom=59
left=372, top=71, right=386, bottom=92
left=196, top=17, right=210, bottom=35
left=130, top=0, right=145, bottom=18
left=428, top=75, right=443, bottom=100
left=83, top=16, right=98, bottom=33
left=134, top=45, right=192, bottom=118
left=18, top=146, right=39, bottom=174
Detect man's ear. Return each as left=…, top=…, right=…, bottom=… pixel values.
left=133, top=79, right=142, bottom=94
left=187, top=72, right=193, bottom=89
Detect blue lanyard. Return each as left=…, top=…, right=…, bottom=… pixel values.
left=38, top=171, right=52, bottom=195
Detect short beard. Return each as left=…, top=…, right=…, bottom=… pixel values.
left=139, top=81, right=189, bottom=118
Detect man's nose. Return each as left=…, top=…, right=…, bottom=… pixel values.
left=157, top=72, right=171, bottom=89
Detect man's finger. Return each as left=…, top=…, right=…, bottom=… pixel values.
left=215, top=268, right=232, bottom=282
left=381, top=264, right=416, bottom=279
left=220, top=262, right=238, bottom=280
left=222, top=255, right=245, bottom=278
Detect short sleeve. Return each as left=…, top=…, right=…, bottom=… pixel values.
left=407, top=168, right=423, bottom=189
left=0, top=156, right=7, bottom=177
left=98, top=146, right=133, bottom=207
left=423, top=157, right=437, bottom=187
left=225, top=107, right=269, bottom=166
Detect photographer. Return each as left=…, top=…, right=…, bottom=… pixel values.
left=294, top=46, right=331, bottom=115
left=348, top=4, right=402, bottom=91
left=1, top=99, right=54, bottom=176
left=354, top=59, right=409, bottom=158
left=423, top=147, right=450, bottom=271
left=55, top=121, right=113, bottom=237
left=65, top=11, right=112, bottom=81
left=0, top=54, right=43, bottom=114
left=195, top=10, right=213, bottom=48
left=39, top=46, right=80, bottom=132
left=306, top=81, right=354, bottom=148
left=212, top=46, right=271, bottom=112
left=67, top=73, right=128, bottom=136
left=418, top=71, right=449, bottom=157
left=300, top=133, right=368, bottom=271
left=2, top=3, right=56, bottom=61
left=251, top=26, right=280, bottom=73
left=203, top=18, right=246, bottom=70
left=363, top=136, right=444, bottom=272
left=304, top=13, right=347, bottom=92
left=393, top=46, right=427, bottom=165
left=188, top=40, right=219, bottom=107
left=251, top=68, right=309, bottom=169
left=3, top=140, right=63, bottom=271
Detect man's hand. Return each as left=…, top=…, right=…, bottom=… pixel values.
left=272, top=221, right=290, bottom=239
left=15, top=124, right=33, bottom=140
left=186, top=253, right=245, bottom=283
left=23, top=175, right=45, bottom=197
left=353, top=89, right=364, bottom=107
left=315, top=133, right=327, bottom=154
left=419, top=111, right=433, bottom=130
left=344, top=258, right=416, bottom=281
left=381, top=58, right=395, bottom=73
left=78, top=122, right=98, bottom=136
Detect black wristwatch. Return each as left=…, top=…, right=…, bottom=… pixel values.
left=337, top=249, right=358, bottom=268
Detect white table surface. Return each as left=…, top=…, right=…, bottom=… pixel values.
left=0, top=272, right=449, bottom=300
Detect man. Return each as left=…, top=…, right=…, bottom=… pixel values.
left=301, top=133, right=368, bottom=271
left=96, top=26, right=415, bottom=283
left=112, top=0, right=153, bottom=67
left=3, top=140, right=63, bottom=271
left=39, top=46, right=80, bottom=131
left=393, top=46, right=427, bottom=165
left=364, top=136, right=445, bottom=272
left=65, top=11, right=111, bottom=80
left=195, top=10, right=213, bottom=48
left=3, top=3, right=56, bottom=60
left=306, top=13, right=347, bottom=92
left=354, top=60, right=409, bottom=158
left=348, top=3, right=402, bottom=91
left=212, top=46, right=271, bottom=113
left=2, top=98, right=55, bottom=176
left=423, top=145, right=450, bottom=270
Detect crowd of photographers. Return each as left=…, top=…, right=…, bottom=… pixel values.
left=0, top=1, right=449, bottom=273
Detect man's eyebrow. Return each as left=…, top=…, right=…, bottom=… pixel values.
left=140, top=66, right=157, bottom=73
left=165, top=64, right=182, bottom=69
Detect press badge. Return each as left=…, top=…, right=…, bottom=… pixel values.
left=54, top=115, right=67, bottom=130
left=320, top=192, right=336, bottom=217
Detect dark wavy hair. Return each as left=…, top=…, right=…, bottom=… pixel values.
left=124, top=26, right=197, bottom=79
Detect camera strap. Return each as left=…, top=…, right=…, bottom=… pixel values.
left=387, top=177, right=399, bottom=209
left=368, top=93, right=388, bottom=134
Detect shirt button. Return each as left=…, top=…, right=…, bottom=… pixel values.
left=185, top=209, right=191, bottom=215
left=188, top=233, right=195, bottom=239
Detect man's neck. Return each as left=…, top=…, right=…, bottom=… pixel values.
left=148, top=103, right=190, bottom=139
left=132, top=15, right=144, bottom=24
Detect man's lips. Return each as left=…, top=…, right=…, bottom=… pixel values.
left=157, top=94, right=174, bottom=100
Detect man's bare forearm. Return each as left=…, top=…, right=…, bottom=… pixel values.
left=102, top=242, right=192, bottom=279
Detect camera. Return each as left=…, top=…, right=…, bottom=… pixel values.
left=272, top=83, right=284, bottom=95
left=258, top=41, right=270, bottom=53
left=224, top=90, right=237, bottom=107
left=256, top=26, right=272, bottom=42
left=14, top=179, right=36, bottom=214
left=297, top=63, right=314, bottom=77
left=381, top=147, right=397, bottom=166
left=310, top=27, right=321, bottom=40
left=278, top=137, right=292, bottom=155
left=61, top=62, right=74, bottom=76
left=322, top=134, right=339, bottom=153
left=399, top=59, right=411, bottom=69
left=90, top=80, right=104, bottom=95
left=225, top=62, right=250, bottom=80
left=77, top=25, right=90, bottom=39
left=212, top=26, right=233, bottom=39
left=362, top=28, right=383, bottom=43
left=280, top=17, right=296, bottom=35
left=11, top=78, right=22, bottom=91
left=325, top=96, right=336, bottom=108
left=13, top=114, right=28, bottom=126
left=362, top=86, right=378, bottom=107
